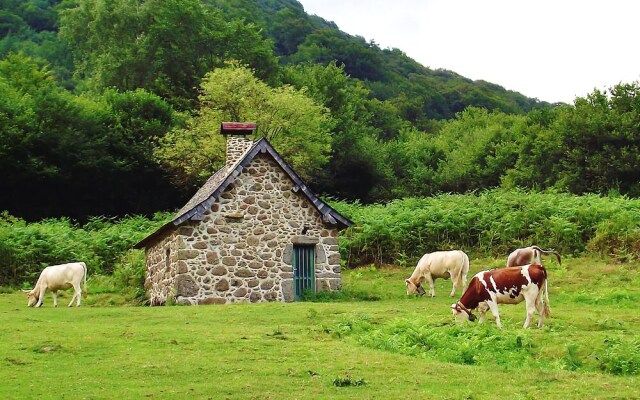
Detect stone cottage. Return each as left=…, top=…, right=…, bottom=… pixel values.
left=134, top=122, right=353, bottom=305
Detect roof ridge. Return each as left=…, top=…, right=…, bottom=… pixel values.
left=134, top=137, right=352, bottom=249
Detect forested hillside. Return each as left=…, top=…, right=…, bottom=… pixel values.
left=1, top=0, right=639, bottom=221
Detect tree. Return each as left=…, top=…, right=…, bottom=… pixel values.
left=156, top=63, right=332, bottom=187
left=0, top=54, right=181, bottom=219
left=59, top=0, right=278, bottom=109
left=430, top=107, right=524, bottom=192
left=282, top=62, right=400, bottom=201
left=269, top=6, right=314, bottom=56
left=290, top=30, right=385, bottom=82
left=550, top=83, right=640, bottom=195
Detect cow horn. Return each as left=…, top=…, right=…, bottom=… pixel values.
left=22, top=289, right=31, bottom=293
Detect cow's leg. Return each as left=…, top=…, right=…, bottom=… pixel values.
left=535, top=291, right=546, bottom=328
left=523, top=292, right=537, bottom=329
left=36, top=286, right=47, bottom=307
left=68, top=291, right=76, bottom=307
left=69, top=284, right=81, bottom=307
left=424, top=273, right=435, bottom=297
left=477, top=302, right=489, bottom=324
left=52, top=291, right=58, bottom=307
left=478, top=310, right=487, bottom=324
left=449, top=279, right=457, bottom=297
left=486, top=301, right=502, bottom=329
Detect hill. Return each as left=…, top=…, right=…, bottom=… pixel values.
left=1, top=0, right=550, bottom=123
left=207, top=0, right=551, bottom=122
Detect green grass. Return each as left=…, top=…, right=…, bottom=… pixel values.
left=1, top=257, right=639, bottom=399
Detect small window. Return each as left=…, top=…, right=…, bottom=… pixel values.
left=165, top=248, right=171, bottom=270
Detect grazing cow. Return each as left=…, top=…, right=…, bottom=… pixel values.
left=405, top=250, right=470, bottom=297
left=451, top=264, right=550, bottom=329
left=23, top=262, right=88, bottom=307
left=507, top=245, right=561, bottom=267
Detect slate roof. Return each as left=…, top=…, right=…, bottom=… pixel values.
left=134, top=137, right=353, bottom=249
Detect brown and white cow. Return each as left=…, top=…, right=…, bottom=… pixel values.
left=405, top=250, right=470, bottom=297
left=451, top=264, right=550, bottom=329
left=507, top=245, right=561, bottom=268
left=23, top=262, right=88, bottom=307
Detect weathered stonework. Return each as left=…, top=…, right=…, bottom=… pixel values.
left=143, top=150, right=343, bottom=305
left=144, top=232, right=180, bottom=306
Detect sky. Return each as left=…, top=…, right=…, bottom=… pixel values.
left=296, top=0, right=640, bottom=104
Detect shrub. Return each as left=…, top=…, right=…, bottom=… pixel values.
left=112, top=250, right=147, bottom=300
left=596, top=337, right=640, bottom=375
left=329, top=315, right=539, bottom=368
left=332, top=375, right=366, bottom=387
left=333, top=189, right=640, bottom=266
left=0, top=212, right=170, bottom=286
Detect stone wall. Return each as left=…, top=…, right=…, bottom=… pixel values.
left=145, top=153, right=342, bottom=305
left=144, top=232, right=179, bottom=306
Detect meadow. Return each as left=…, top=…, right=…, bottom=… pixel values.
left=2, top=256, right=639, bottom=400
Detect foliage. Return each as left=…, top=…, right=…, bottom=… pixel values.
left=330, top=315, right=539, bottom=367
left=0, top=212, right=170, bottom=286
left=0, top=0, right=74, bottom=86
left=301, top=287, right=380, bottom=302
left=332, top=375, right=366, bottom=387
left=58, top=0, right=277, bottom=109
left=156, top=63, right=333, bottom=186
left=0, top=54, right=182, bottom=219
left=2, top=0, right=640, bottom=218
left=282, top=61, right=400, bottom=201
left=112, top=250, right=147, bottom=301
left=504, top=84, right=640, bottom=196
left=333, top=189, right=640, bottom=266
left=596, top=337, right=640, bottom=375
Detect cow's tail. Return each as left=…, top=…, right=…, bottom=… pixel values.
left=549, top=251, right=562, bottom=266
left=81, top=262, right=88, bottom=299
left=531, top=246, right=562, bottom=265
left=456, top=251, right=470, bottom=290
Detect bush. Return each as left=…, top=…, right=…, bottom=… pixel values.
left=333, top=189, right=640, bottom=266
left=329, top=315, right=539, bottom=368
left=113, top=250, right=147, bottom=300
left=596, top=337, right=640, bottom=375
left=0, top=212, right=170, bottom=286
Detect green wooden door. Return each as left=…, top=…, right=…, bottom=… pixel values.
left=293, top=245, right=315, bottom=301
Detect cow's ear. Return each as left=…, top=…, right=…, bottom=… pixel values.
left=405, top=279, right=410, bottom=285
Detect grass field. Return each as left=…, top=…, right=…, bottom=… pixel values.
left=1, top=257, right=639, bottom=399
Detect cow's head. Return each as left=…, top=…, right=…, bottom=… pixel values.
left=405, top=279, right=426, bottom=296
left=451, top=302, right=476, bottom=322
left=23, top=289, right=37, bottom=307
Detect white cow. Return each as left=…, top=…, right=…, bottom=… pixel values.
left=24, top=262, right=88, bottom=307
left=405, top=250, right=470, bottom=297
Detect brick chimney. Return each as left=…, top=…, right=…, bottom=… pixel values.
left=220, top=122, right=256, bottom=166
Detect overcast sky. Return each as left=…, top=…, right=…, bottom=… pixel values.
left=296, top=0, right=640, bottom=104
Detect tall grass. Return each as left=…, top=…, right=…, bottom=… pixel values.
left=329, top=315, right=540, bottom=368
left=326, top=314, right=640, bottom=376
left=2, top=189, right=640, bottom=287
left=333, top=189, right=640, bottom=265
left=0, top=212, right=170, bottom=286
